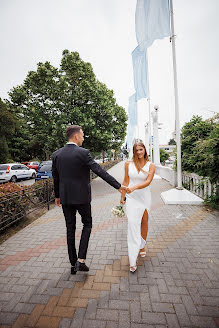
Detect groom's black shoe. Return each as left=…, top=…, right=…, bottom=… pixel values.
left=71, top=266, right=77, bottom=275
left=75, top=260, right=89, bottom=272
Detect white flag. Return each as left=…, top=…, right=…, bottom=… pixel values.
left=136, top=0, right=170, bottom=49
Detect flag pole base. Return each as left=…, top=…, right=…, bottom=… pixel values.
left=161, top=188, right=203, bottom=205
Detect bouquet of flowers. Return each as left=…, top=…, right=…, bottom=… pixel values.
left=111, top=205, right=125, bottom=217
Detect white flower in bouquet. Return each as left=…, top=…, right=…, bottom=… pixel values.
left=111, top=205, right=125, bottom=217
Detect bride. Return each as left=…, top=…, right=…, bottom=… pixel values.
left=120, top=142, right=155, bottom=272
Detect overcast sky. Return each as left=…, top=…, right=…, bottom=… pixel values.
left=0, top=0, right=219, bottom=144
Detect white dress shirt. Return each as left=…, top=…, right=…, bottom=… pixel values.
left=67, top=142, right=78, bottom=146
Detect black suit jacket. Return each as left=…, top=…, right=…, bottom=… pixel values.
left=52, top=144, right=121, bottom=204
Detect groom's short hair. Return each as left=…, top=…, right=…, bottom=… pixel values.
left=66, top=125, right=82, bottom=139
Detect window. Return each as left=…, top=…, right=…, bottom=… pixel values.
left=38, top=165, right=52, bottom=172
left=21, top=165, right=29, bottom=170
left=11, top=165, right=19, bottom=170
left=0, top=165, right=8, bottom=170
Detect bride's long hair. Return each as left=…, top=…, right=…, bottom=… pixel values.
left=132, top=142, right=149, bottom=174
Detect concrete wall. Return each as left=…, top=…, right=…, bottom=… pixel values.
left=156, top=165, right=177, bottom=187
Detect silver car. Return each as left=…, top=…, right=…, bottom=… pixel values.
left=0, top=163, right=36, bottom=183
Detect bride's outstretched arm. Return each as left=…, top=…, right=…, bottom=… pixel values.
left=126, top=163, right=155, bottom=194
left=120, top=161, right=129, bottom=204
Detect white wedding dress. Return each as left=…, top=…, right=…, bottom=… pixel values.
left=126, top=161, right=152, bottom=267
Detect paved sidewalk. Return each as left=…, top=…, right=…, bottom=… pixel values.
left=0, top=161, right=218, bottom=328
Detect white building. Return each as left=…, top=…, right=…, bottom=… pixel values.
left=159, top=144, right=176, bottom=155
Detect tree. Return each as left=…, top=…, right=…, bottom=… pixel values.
left=160, top=149, right=169, bottom=163
left=0, top=99, right=16, bottom=163
left=181, top=115, right=214, bottom=173
left=181, top=114, right=218, bottom=183
left=168, top=138, right=176, bottom=145
left=8, top=50, right=127, bottom=160
left=194, top=121, right=219, bottom=183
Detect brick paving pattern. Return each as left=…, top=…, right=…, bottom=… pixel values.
left=0, top=161, right=218, bottom=328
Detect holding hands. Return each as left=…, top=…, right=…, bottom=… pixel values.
left=118, top=185, right=127, bottom=193
left=118, top=185, right=136, bottom=194
left=126, top=186, right=136, bottom=194
left=119, top=184, right=136, bottom=205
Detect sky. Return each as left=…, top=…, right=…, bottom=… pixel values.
left=0, top=0, right=219, bottom=144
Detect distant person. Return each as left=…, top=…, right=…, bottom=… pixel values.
left=52, top=125, right=126, bottom=274
left=120, top=142, right=155, bottom=273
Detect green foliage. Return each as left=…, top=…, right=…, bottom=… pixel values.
left=204, top=186, right=219, bottom=210
left=8, top=50, right=127, bottom=160
left=181, top=115, right=218, bottom=183
left=160, top=149, right=169, bottom=163
left=194, top=124, right=219, bottom=183
left=121, top=144, right=129, bottom=156
left=181, top=115, right=219, bottom=208
left=0, top=99, right=16, bottom=163
left=168, top=138, right=176, bottom=145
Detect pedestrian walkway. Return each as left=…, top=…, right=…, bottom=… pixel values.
left=0, top=161, right=218, bottom=328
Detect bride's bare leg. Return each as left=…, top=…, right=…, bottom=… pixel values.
left=140, top=209, right=148, bottom=252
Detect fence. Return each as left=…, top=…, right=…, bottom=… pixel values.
left=182, top=172, right=217, bottom=199
left=0, top=179, right=55, bottom=232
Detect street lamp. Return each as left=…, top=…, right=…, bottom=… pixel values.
left=144, top=122, right=149, bottom=154
left=152, top=105, right=160, bottom=165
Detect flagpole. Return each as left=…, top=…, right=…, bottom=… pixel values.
left=146, top=54, right=152, bottom=161
left=170, top=0, right=182, bottom=189
left=147, top=96, right=152, bottom=160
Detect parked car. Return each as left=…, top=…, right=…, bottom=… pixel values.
left=21, top=161, right=40, bottom=171
left=0, top=163, right=36, bottom=183
left=35, top=164, right=52, bottom=181
left=95, top=159, right=102, bottom=164
left=38, top=160, right=52, bottom=170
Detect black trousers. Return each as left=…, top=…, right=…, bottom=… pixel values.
left=62, top=203, right=92, bottom=266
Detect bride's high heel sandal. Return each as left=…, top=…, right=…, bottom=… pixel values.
left=139, top=251, right=146, bottom=258
left=139, top=248, right=146, bottom=258
left=140, top=237, right=147, bottom=258
left=130, top=266, right=137, bottom=273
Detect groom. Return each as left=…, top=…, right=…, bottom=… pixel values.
left=52, top=125, right=125, bottom=274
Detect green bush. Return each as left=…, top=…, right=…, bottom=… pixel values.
left=160, top=149, right=169, bottom=163
left=204, top=186, right=219, bottom=210
left=181, top=115, right=219, bottom=208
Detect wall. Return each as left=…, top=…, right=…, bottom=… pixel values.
left=155, top=165, right=177, bottom=186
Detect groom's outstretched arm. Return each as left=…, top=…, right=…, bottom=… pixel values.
left=84, top=151, right=121, bottom=190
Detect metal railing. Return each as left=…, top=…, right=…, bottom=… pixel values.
left=182, top=172, right=217, bottom=199
left=0, top=179, right=55, bottom=232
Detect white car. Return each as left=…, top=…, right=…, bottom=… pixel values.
left=0, top=163, right=36, bottom=183
left=95, top=159, right=102, bottom=164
